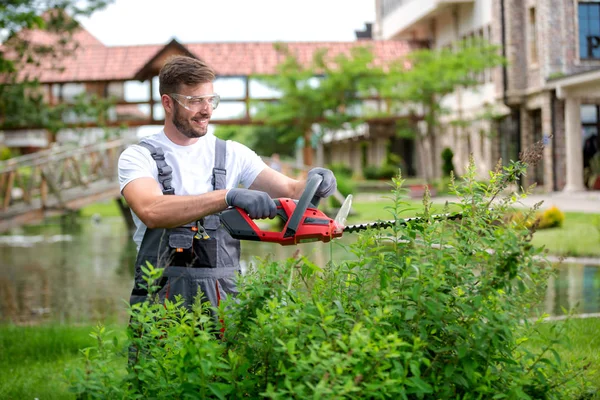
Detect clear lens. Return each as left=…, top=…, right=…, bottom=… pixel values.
left=171, top=94, right=220, bottom=111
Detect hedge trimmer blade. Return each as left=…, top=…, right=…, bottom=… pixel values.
left=343, top=213, right=464, bottom=234
left=334, top=194, right=353, bottom=227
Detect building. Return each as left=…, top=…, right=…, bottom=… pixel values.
left=2, top=21, right=420, bottom=172
left=374, top=0, right=600, bottom=191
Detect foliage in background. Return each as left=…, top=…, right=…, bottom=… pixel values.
left=213, top=125, right=296, bottom=158
left=363, top=149, right=405, bottom=180
left=326, top=163, right=356, bottom=208
left=68, top=159, right=596, bottom=399
left=363, top=164, right=398, bottom=180
left=441, top=147, right=455, bottom=177
left=537, top=206, right=566, bottom=229
left=252, top=44, right=383, bottom=166
left=0, top=1, right=114, bottom=134
left=506, top=206, right=566, bottom=231
left=380, top=39, right=505, bottom=181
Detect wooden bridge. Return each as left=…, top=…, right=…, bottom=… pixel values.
left=0, top=138, right=342, bottom=234
left=0, top=138, right=135, bottom=233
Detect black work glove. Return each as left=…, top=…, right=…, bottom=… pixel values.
left=225, top=188, right=277, bottom=219
left=307, top=167, right=337, bottom=198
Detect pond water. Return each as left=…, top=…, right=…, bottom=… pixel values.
left=0, top=216, right=599, bottom=324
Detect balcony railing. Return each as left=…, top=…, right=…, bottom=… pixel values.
left=381, top=0, right=417, bottom=18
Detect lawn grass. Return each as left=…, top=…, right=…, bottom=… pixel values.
left=79, top=199, right=122, bottom=218
left=526, top=318, right=600, bottom=392
left=531, top=212, right=600, bottom=257
left=0, top=323, right=127, bottom=400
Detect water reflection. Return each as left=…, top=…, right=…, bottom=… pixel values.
left=0, top=216, right=598, bottom=324
left=545, top=264, right=600, bottom=316
left=0, top=216, right=134, bottom=324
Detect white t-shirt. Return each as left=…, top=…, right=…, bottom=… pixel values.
left=118, top=130, right=267, bottom=249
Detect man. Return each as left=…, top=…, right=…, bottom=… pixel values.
left=118, top=55, right=336, bottom=313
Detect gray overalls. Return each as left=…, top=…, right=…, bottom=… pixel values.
left=129, top=138, right=241, bottom=312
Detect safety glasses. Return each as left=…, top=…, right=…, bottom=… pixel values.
left=169, top=93, right=220, bottom=111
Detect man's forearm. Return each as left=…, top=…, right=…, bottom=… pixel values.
left=140, top=190, right=228, bottom=229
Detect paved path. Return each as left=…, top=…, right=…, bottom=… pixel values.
left=355, top=191, right=600, bottom=213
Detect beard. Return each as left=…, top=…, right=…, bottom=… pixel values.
left=172, top=105, right=209, bottom=139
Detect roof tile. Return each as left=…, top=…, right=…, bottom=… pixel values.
left=16, top=27, right=417, bottom=83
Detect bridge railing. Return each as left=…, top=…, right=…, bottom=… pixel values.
left=0, top=138, right=345, bottom=230
left=0, top=138, right=134, bottom=213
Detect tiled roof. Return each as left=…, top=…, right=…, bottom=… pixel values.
left=15, top=27, right=416, bottom=83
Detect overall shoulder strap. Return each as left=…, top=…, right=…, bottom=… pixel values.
left=212, top=138, right=227, bottom=190
left=138, top=141, right=175, bottom=195
left=205, top=138, right=227, bottom=230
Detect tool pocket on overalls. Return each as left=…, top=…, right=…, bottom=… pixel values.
left=193, top=215, right=219, bottom=268
left=168, top=227, right=195, bottom=267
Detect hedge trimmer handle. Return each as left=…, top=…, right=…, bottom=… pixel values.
left=284, top=174, right=323, bottom=238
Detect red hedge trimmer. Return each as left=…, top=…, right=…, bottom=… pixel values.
left=220, top=175, right=462, bottom=245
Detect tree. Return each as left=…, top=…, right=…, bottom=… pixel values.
left=213, top=125, right=297, bottom=159
left=253, top=43, right=383, bottom=166
left=380, top=39, right=505, bottom=180
left=0, top=1, right=113, bottom=138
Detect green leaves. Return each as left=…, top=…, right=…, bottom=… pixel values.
left=1, top=1, right=114, bottom=132
left=69, top=159, right=593, bottom=398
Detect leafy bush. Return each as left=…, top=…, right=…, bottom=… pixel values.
left=362, top=165, right=380, bottom=180
left=68, top=159, right=595, bottom=399
left=327, top=162, right=354, bottom=178
left=362, top=164, right=399, bottom=180
left=504, top=206, right=565, bottom=231
left=327, top=163, right=356, bottom=208
left=538, top=206, right=565, bottom=229
left=0, top=146, right=16, bottom=161
left=431, top=176, right=450, bottom=195
left=378, top=164, right=399, bottom=179
left=441, top=147, right=455, bottom=177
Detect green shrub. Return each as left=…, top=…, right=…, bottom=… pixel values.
left=433, top=176, right=452, bottom=195
left=537, top=206, right=565, bottom=229
left=441, top=147, right=455, bottom=177
left=362, top=164, right=399, bottom=180
left=504, top=206, right=565, bottom=231
left=68, top=160, right=596, bottom=399
left=362, top=165, right=380, bottom=180
left=0, top=146, right=14, bottom=161
left=327, top=163, right=356, bottom=208
left=327, top=162, right=353, bottom=178
left=329, top=172, right=356, bottom=208
left=377, top=164, right=399, bottom=179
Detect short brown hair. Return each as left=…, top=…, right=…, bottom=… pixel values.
left=158, top=55, right=216, bottom=95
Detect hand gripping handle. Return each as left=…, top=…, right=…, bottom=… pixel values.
left=283, top=173, right=323, bottom=238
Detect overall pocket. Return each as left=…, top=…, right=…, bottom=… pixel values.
left=168, top=225, right=219, bottom=268
left=168, top=227, right=195, bottom=267
left=192, top=238, right=219, bottom=268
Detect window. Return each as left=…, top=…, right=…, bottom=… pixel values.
left=579, top=2, right=600, bottom=59
left=528, top=7, right=538, bottom=64
left=581, top=104, right=600, bottom=146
